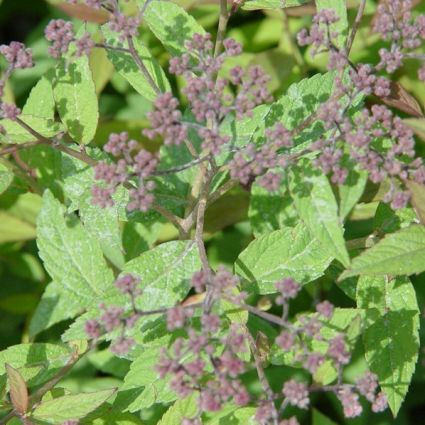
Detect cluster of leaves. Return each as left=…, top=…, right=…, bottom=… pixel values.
left=1, top=0, right=425, bottom=425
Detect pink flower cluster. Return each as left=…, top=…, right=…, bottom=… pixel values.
left=294, top=3, right=425, bottom=209
left=144, top=33, right=271, bottom=157
left=84, top=273, right=141, bottom=355
left=92, top=132, right=158, bottom=211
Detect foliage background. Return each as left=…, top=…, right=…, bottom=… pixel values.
left=1, top=0, right=425, bottom=423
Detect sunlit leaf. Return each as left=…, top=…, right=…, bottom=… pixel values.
left=357, top=275, right=419, bottom=416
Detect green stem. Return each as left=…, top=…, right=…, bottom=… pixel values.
left=214, top=0, right=229, bottom=57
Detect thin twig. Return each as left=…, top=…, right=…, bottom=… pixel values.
left=135, top=302, right=203, bottom=317
left=138, top=0, right=154, bottom=19
left=94, top=43, right=131, bottom=54
left=184, top=139, right=199, bottom=158
left=195, top=173, right=212, bottom=273
left=126, top=36, right=161, bottom=95
left=13, top=150, right=36, bottom=177
left=247, top=332, right=280, bottom=425
left=29, top=349, right=81, bottom=406
left=182, top=150, right=210, bottom=234
left=154, top=154, right=211, bottom=176
left=0, top=344, right=93, bottom=423
left=151, top=201, right=184, bottom=231
left=214, top=0, right=229, bottom=57
left=15, top=118, right=98, bottom=167
left=0, top=140, right=44, bottom=156
left=207, top=179, right=238, bottom=206
left=0, top=157, right=41, bottom=194
left=235, top=302, right=286, bottom=327
left=403, top=53, right=425, bottom=60
left=0, top=410, right=16, bottom=425
left=346, top=0, right=367, bottom=55
left=13, top=118, right=185, bottom=231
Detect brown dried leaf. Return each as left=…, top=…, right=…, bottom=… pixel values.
left=257, top=296, right=273, bottom=311
left=181, top=292, right=206, bottom=306
left=5, top=364, right=29, bottom=415
left=379, top=81, right=424, bottom=118
left=255, top=331, right=270, bottom=366
left=55, top=3, right=110, bottom=24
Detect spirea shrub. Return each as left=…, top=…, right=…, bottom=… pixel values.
left=1, top=0, right=425, bottom=424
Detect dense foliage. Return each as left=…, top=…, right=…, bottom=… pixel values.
left=1, top=0, right=425, bottom=424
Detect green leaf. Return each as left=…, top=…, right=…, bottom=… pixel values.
left=22, top=76, right=55, bottom=119
left=338, top=166, right=368, bottom=220
left=273, top=72, right=338, bottom=148
left=143, top=0, right=206, bottom=55
left=5, top=364, right=28, bottom=415
left=270, top=308, right=361, bottom=368
left=122, top=219, right=162, bottom=261
left=0, top=192, right=41, bottom=243
left=79, top=196, right=126, bottom=269
left=222, top=288, right=248, bottom=325
left=19, top=145, right=63, bottom=198
left=222, top=73, right=336, bottom=159
left=340, top=225, right=425, bottom=279
left=53, top=56, right=98, bottom=144
left=61, top=148, right=106, bottom=211
left=0, top=344, right=71, bottom=375
left=152, top=174, right=190, bottom=218
left=88, top=349, right=130, bottom=378
left=31, top=389, right=116, bottom=423
left=89, top=46, right=115, bottom=96
left=313, top=360, right=337, bottom=386
left=61, top=148, right=132, bottom=223
left=122, top=240, right=201, bottom=311
left=122, top=346, right=177, bottom=411
left=0, top=211, right=37, bottom=243
left=373, top=202, right=417, bottom=234
left=406, top=180, right=425, bottom=225
left=157, top=394, right=198, bottom=425
left=0, top=192, right=41, bottom=225
left=102, top=27, right=170, bottom=101
left=289, top=162, right=350, bottom=267
left=0, top=344, right=72, bottom=388
left=248, top=171, right=298, bottom=236
left=152, top=118, right=202, bottom=215
left=235, top=222, right=333, bottom=294
left=403, top=117, right=425, bottom=141
left=242, top=0, right=308, bottom=11
left=62, top=240, right=201, bottom=342
left=316, top=0, right=348, bottom=48
left=357, top=276, right=420, bottom=416
left=218, top=104, right=270, bottom=166
left=37, top=190, right=114, bottom=302
left=206, top=407, right=257, bottom=424
left=0, top=115, right=64, bottom=143
left=0, top=162, right=13, bottom=195
left=0, top=294, right=38, bottom=315
left=29, top=281, right=83, bottom=338
left=312, top=409, right=338, bottom=425
left=61, top=149, right=162, bottom=257
left=87, top=412, right=143, bottom=425
left=220, top=73, right=342, bottom=176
